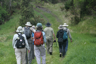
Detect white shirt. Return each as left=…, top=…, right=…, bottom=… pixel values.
left=12, top=33, right=30, bottom=50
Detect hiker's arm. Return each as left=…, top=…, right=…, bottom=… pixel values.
left=43, top=32, right=46, bottom=43
left=30, top=27, right=36, bottom=33
left=53, top=33, right=56, bottom=40
left=67, top=29, right=72, bottom=42
left=56, top=31, right=59, bottom=38
left=12, top=34, right=16, bottom=49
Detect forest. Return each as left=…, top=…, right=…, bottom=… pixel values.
left=0, top=0, right=96, bottom=25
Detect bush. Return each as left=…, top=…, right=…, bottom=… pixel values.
left=65, top=0, right=73, bottom=10
left=0, top=6, right=9, bottom=25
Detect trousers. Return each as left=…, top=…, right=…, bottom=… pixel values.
left=34, top=44, right=46, bottom=64
left=27, top=39, right=34, bottom=64
left=46, top=38, right=53, bottom=54
left=15, top=48, right=26, bottom=64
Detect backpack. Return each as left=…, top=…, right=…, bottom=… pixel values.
left=15, top=34, right=26, bottom=48
left=58, top=29, right=64, bottom=43
left=34, top=31, right=44, bottom=46
left=24, top=27, right=31, bottom=39
left=63, top=29, right=68, bottom=41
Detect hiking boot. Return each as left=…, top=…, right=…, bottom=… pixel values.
left=50, top=52, right=52, bottom=55
left=60, top=54, right=62, bottom=57
left=60, top=53, right=62, bottom=57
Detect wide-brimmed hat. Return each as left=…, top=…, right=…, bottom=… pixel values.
left=25, top=22, right=32, bottom=26
left=36, top=23, right=42, bottom=27
left=58, top=25, right=63, bottom=29
left=62, top=23, right=68, bottom=26
left=16, top=26, right=23, bottom=32
left=32, top=25, right=35, bottom=29
left=46, top=22, right=51, bottom=27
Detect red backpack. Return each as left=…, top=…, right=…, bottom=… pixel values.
left=34, top=31, right=44, bottom=46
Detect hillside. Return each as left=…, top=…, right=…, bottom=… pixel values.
left=0, top=3, right=96, bottom=64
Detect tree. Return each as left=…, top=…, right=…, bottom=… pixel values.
left=19, top=0, right=34, bottom=26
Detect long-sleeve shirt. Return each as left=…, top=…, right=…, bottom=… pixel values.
left=12, top=33, right=30, bottom=50
left=42, top=31, right=46, bottom=43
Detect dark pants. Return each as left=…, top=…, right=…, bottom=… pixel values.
left=26, top=39, right=34, bottom=64
left=65, top=39, right=68, bottom=54
left=58, top=41, right=66, bottom=57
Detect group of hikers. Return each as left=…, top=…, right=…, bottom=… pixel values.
left=12, top=22, right=72, bottom=64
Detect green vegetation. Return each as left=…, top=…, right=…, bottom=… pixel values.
left=0, top=0, right=96, bottom=64
left=64, top=0, right=96, bottom=25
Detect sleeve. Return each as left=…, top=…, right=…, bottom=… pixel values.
left=23, top=34, right=30, bottom=50
left=52, top=28, right=54, bottom=34
left=32, top=32, right=34, bottom=37
left=56, top=31, right=59, bottom=38
left=42, top=32, right=46, bottom=43
left=67, top=29, right=72, bottom=40
left=22, top=27, right=24, bottom=33
left=30, top=27, right=36, bottom=33
left=12, top=35, right=15, bottom=48
left=32, top=32, right=33, bottom=37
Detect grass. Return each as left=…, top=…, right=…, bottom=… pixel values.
left=0, top=14, right=20, bottom=64
left=0, top=3, right=96, bottom=64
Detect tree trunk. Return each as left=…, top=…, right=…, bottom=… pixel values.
left=9, top=0, right=12, bottom=11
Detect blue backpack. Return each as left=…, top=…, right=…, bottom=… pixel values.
left=63, top=29, right=68, bottom=41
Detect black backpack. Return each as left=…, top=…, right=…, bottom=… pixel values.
left=15, top=34, right=26, bottom=48
left=24, top=27, right=31, bottom=39
left=58, top=29, right=64, bottom=43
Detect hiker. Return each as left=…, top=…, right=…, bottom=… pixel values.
left=62, top=23, right=72, bottom=55
left=56, top=25, right=66, bottom=57
left=23, top=22, right=35, bottom=64
left=12, top=26, right=30, bottom=64
left=34, top=23, right=46, bottom=64
left=31, top=25, right=36, bottom=59
left=44, top=22, right=56, bottom=55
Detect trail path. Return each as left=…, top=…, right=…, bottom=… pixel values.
left=34, top=6, right=62, bottom=23
left=34, top=8, right=50, bottom=22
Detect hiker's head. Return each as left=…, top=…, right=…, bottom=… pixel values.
left=25, top=22, right=32, bottom=27
left=58, top=25, right=63, bottom=29
left=46, top=22, right=51, bottom=27
left=32, top=25, right=36, bottom=29
left=16, top=26, right=23, bottom=33
left=36, top=23, right=42, bottom=30
left=62, top=23, right=68, bottom=27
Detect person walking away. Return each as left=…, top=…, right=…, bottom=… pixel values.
left=56, top=25, right=66, bottom=57
left=12, top=26, right=30, bottom=64
left=62, top=23, right=72, bottom=55
left=23, top=22, right=35, bottom=64
left=44, top=22, right=56, bottom=55
left=31, top=25, right=36, bottom=59
left=34, top=23, right=46, bottom=64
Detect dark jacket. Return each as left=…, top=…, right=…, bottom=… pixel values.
left=56, top=29, right=64, bottom=43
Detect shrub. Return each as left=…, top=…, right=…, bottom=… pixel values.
left=0, top=6, right=9, bottom=25
left=65, top=0, right=73, bottom=10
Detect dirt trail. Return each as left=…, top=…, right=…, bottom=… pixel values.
left=34, top=8, right=50, bottom=22
left=34, top=6, right=62, bottom=23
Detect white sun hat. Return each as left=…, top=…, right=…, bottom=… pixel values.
left=25, top=22, right=32, bottom=26
left=62, top=23, right=68, bottom=27
left=32, top=25, right=36, bottom=29
left=16, top=26, right=23, bottom=32
left=58, top=25, right=63, bottom=29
